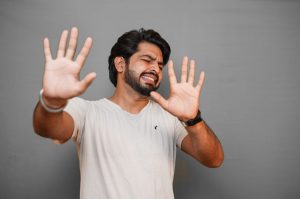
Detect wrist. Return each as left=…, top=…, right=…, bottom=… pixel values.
left=43, top=95, right=68, bottom=109
left=39, top=89, right=68, bottom=113
left=180, top=110, right=203, bottom=127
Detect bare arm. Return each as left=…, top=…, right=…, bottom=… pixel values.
left=33, top=27, right=96, bottom=142
left=181, top=121, right=224, bottom=168
left=33, top=102, right=74, bottom=143
left=151, top=57, right=224, bottom=168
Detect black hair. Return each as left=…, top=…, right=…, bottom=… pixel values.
left=108, top=28, right=171, bottom=87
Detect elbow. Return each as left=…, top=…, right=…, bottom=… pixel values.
left=207, top=143, right=225, bottom=168
left=207, top=156, right=224, bottom=168
left=200, top=151, right=224, bottom=168
left=202, top=156, right=224, bottom=168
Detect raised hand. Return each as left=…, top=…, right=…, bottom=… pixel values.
left=42, top=27, right=96, bottom=107
left=150, top=57, right=205, bottom=121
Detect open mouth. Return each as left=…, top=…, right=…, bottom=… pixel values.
left=140, top=72, right=158, bottom=85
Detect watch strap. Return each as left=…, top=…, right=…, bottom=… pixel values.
left=181, top=110, right=203, bottom=127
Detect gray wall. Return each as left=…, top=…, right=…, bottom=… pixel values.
left=1, top=0, right=300, bottom=198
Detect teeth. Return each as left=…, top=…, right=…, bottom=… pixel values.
left=142, top=75, right=154, bottom=82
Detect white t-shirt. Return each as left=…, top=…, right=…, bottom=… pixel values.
left=64, top=97, right=188, bottom=199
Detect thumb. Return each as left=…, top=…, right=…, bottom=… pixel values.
left=77, top=72, right=97, bottom=93
left=150, top=91, right=169, bottom=110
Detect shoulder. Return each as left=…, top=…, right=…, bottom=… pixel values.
left=68, top=97, right=106, bottom=106
left=65, top=97, right=108, bottom=113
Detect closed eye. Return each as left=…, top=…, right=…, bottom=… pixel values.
left=141, top=59, right=151, bottom=63
left=140, top=55, right=164, bottom=70
left=142, top=59, right=163, bottom=70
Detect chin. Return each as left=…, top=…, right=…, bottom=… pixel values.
left=136, top=85, right=154, bottom=97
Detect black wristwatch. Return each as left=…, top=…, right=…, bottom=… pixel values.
left=181, top=110, right=203, bottom=127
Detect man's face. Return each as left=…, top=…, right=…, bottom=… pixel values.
left=123, top=42, right=164, bottom=96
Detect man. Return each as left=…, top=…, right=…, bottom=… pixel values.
left=33, top=27, right=224, bottom=199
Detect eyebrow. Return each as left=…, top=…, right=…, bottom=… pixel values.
left=140, top=54, right=163, bottom=65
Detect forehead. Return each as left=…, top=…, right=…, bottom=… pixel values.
left=135, top=42, right=163, bottom=61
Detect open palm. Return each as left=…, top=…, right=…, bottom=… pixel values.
left=150, top=57, right=205, bottom=121
left=42, top=27, right=96, bottom=102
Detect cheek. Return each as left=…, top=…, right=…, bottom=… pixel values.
left=133, top=64, right=146, bottom=75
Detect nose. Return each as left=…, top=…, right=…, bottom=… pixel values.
left=150, top=61, right=160, bottom=73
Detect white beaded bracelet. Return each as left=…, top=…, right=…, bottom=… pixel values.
left=39, top=89, right=67, bottom=113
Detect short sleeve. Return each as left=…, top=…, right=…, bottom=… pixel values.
left=63, top=97, right=89, bottom=144
left=174, top=119, right=188, bottom=149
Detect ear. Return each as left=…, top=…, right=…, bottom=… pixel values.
left=114, top=57, right=126, bottom=72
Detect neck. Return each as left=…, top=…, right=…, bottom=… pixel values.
left=108, top=83, right=149, bottom=114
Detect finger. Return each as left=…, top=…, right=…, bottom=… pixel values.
left=66, top=27, right=78, bottom=59
left=196, top=71, right=205, bottom=92
left=57, top=30, right=68, bottom=58
left=43, top=37, right=52, bottom=62
left=181, top=56, right=188, bottom=83
left=188, top=59, right=195, bottom=85
left=76, top=72, right=97, bottom=94
left=76, top=37, right=93, bottom=67
left=167, top=60, right=177, bottom=85
left=150, top=91, right=169, bottom=110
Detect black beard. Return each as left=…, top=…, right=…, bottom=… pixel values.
left=124, top=66, right=160, bottom=96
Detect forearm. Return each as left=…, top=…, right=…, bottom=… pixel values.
left=186, top=121, right=224, bottom=167
left=33, top=102, right=73, bottom=141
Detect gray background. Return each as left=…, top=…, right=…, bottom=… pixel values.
left=0, top=0, right=299, bottom=198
